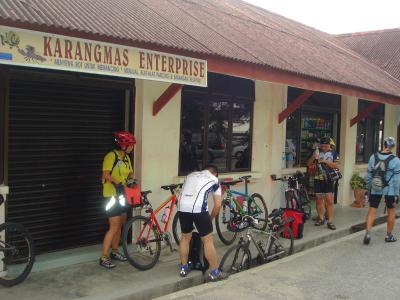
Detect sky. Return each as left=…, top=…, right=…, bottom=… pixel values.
left=242, top=0, right=400, bottom=34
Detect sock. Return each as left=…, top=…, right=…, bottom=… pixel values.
left=101, top=255, right=108, bottom=260
left=387, top=232, right=392, bottom=237
left=210, top=268, right=221, bottom=276
left=112, top=248, right=119, bottom=253
left=365, top=230, right=370, bottom=235
left=180, top=263, right=189, bottom=270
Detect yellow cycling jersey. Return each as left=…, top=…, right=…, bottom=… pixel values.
left=102, top=150, right=133, bottom=197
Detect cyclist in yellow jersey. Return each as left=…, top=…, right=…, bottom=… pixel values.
left=100, top=131, right=136, bottom=269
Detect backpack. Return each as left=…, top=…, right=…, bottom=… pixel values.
left=371, top=153, right=395, bottom=192
left=188, top=232, right=209, bottom=273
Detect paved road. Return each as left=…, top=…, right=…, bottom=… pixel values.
left=159, top=222, right=400, bottom=300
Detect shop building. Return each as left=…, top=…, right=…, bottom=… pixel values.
left=1, top=0, right=400, bottom=255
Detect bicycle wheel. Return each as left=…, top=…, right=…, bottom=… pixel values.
left=172, top=212, right=181, bottom=245
left=249, top=193, right=268, bottom=230
left=267, top=226, right=294, bottom=261
left=215, top=201, right=237, bottom=245
left=0, top=222, right=35, bottom=287
left=122, top=216, right=161, bottom=270
left=219, top=243, right=251, bottom=274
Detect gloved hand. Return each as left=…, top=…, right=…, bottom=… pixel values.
left=114, top=183, right=125, bottom=196
left=126, top=178, right=138, bottom=187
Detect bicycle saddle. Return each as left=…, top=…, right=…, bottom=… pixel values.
left=239, top=175, right=252, bottom=181
left=220, top=179, right=242, bottom=186
left=161, top=184, right=183, bottom=191
left=141, top=190, right=152, bottom=196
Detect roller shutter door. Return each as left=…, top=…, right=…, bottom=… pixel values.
left=7, top=73, right=130, bottom=253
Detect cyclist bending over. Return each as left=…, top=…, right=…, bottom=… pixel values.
left=178, top=165, right=229, bottom=282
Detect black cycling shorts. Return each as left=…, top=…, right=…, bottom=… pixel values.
left=104, top=197, right=129, bottom=218
left=178, top=211, right=213, bottom=237
left=369, top=194, right=398, bottom=209
left=314, top=180, right=334, bottom=194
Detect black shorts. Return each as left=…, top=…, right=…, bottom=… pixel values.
left=178, top=211, right=213, bottom=237
left=369, top=195, right=398, bottom=209
left=104, top=197, right=129, bottom=218
left=314, top=180, right=334, bottom=194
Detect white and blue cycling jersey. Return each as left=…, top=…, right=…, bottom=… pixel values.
left=178, top=170, right=221, bottom=213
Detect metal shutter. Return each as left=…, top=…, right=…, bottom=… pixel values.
left=7, top=75, right=129, bottom=253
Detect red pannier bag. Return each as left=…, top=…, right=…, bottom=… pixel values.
left=282, top=208, right=305, bottom=239
left=125, top=184, right=142, bottom=207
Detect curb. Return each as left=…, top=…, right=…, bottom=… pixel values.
left=89, top=215, right=390, bottom=300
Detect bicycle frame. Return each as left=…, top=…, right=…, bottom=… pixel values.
left=226, top=189, right=263, bottom=215
left=137, top=193, right=178, bottom=243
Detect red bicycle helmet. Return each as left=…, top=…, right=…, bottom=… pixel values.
left=113, top=131, right=136, bottom=148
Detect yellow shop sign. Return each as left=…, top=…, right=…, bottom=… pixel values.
left=0, top=26, right=207, bottom=87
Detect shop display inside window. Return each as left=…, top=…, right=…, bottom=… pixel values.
left=300, top=113, right=333, bottom=166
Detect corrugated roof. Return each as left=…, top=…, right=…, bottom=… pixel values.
left=1, top=0, right=400, bottom=101
left=337, top=28, right=400, bottom=81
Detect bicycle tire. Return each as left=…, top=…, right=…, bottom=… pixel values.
left=172, top=212, right=180, bottom=245
left=122, top=216, right=161, bottom=270
left=249, top=193, right=268, bottom=231
left=267, top=226, right=294, bottom=261
left=0, top=222, right=35, bottom=287
left=215, top=201, right=237, bottom=245
left=219, top=243, right=251, bottom=274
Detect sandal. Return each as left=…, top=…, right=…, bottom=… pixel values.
left=327, top=222, right=336, bottom=230
left=314, top=218, right=325, bottom=226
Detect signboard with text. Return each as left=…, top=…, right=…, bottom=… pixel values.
left=0, top=26, right=207, bottom=87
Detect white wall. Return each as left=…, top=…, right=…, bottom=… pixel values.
left=134, top=79, right=182, bottom=204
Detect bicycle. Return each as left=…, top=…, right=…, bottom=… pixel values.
left=121, top=183, right=182, bottom=270
left=219, top=209, right=293, bottom=275
left=271, top=172, right=312, bottom=220
left=0, top=194, right=35, bottom=287
left=215, top=175, right=268, bottom=245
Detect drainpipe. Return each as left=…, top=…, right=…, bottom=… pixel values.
left=0, top=184, right=9, bottom=273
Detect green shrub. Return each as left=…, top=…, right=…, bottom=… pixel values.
left=350, top=173, right=366, bottom=189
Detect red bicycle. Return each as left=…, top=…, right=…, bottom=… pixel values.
left=121, top=183, right=182, bottom=270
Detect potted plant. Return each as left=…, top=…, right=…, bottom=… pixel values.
left=350, top=173, right=367, bottom=208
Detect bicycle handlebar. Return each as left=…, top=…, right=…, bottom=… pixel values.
left=220, top=179, right=243, bottom=186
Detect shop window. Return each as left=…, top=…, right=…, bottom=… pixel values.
left=179, top=73, right=254, bottom=175
left=285, top=87, right=341, bottom=168
left=355, top=100, right=385, bottom=163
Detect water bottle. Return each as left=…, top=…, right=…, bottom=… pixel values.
left=242, top=199, right=248, bottom=214
left=161, top=206, right=170, bottom=223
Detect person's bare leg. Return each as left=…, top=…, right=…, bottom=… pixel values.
left=365, top=207, right=378, bottom=231
left=102, top=216, right=121, bottom=257
left=179, top=232, right=192, bottom=265
left=201, top=233, right=218, bottom=270
left=111, top=213, right=127, bottom=251
left=387, top=208, right=396, bottom=234
left=325, top=193, right=334, bottom=223
left=315, top=194, right=326, bottom=221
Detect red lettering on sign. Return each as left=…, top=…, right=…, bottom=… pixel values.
left=114, top=48, right=121, bottom=66
left=84, top=43, right=92, bottom=61
left=103, top=46, right=112, bottom=64
left=94, top=44, right=102, bottom=63
left=54, top=38, right=63, bottom=58
left=200, top=62, right=205, bottom=78
left=122, top=49, right=129, bottom=66
left=64, top=40, right=73, bottom=59
left=43, top=36, right=52, bottom=56
left=75, top=41, right=83, bottom=60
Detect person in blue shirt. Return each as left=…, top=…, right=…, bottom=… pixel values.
left=364, top=137, right=400, bottom=244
